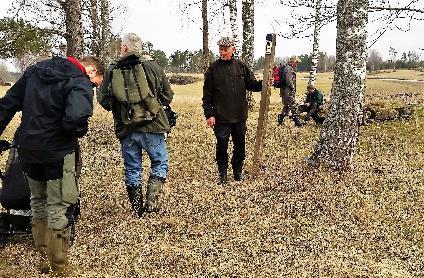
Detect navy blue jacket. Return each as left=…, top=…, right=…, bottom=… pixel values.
left=0, top=57, right=94, bottom=163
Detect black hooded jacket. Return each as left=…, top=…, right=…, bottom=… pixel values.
left=0, top=57, right=94, bottom=163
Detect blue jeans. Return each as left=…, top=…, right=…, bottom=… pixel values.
left=120, top=132, right=168, bottom=187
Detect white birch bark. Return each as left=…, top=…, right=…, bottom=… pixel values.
left=242, top=0, right=255, bottom=107
left=228, top=0, right=241, bottom=59
left=308, top=0, right=368, bottom=171
left=308, top=0, right=322, bottom=86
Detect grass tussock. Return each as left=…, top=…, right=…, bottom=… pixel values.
left=0, top=70, right=423, bottom=277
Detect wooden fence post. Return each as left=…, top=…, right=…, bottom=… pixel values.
left=251, top=33, right=276, bottom=177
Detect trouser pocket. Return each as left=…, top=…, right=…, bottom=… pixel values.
left=61, top=152, right=78, bottom=204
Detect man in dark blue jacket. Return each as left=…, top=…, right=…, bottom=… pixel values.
left=0, top=56, right=104, bottom=275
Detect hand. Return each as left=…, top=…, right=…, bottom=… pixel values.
left=206, top=117, right=215, bottom=128
left=0, top=139, right=11, bottom=152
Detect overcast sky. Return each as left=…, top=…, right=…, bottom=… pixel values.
left=1, top=0, right=424, bottom=68
left=115, top=0, right=424, bottom=60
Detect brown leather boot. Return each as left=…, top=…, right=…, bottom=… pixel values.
left=47, top=226, right=76, bottom=277
left=31, top=219, right=50, bottom=274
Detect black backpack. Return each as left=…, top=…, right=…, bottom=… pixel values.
left=0, top=143, right=30, bottom=211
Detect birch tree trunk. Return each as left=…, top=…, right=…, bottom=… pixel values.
left=62, top=0, right=84, bottom=57
left=308, top=0, right=322, bottom=86
left=202, top=0, right=209, bottom=73
left=242, top=0, right=255, bottom=107
left=228, top=0, right=241, bottom=59
left=308, top=0, right=368, bottom=171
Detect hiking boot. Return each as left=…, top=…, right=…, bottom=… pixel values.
left=314, top=115, right=325, bottom=125
left=146, top=176, right=165, bottom=212
left=292, top=115, right=304, bottom=127
left=233, top=163, right=244, bottom=181
left=218, top=171, right=228, bottom=185
left=126, top=185, right=143, bottom=216
left=47, top=226, right=77, bottom=277
left=32, top=219, right=50, bottom=274
left=277, top=113, right=285, bottom=125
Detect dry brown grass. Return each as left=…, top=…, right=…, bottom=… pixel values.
left=0, top=70, right=423, bottom=277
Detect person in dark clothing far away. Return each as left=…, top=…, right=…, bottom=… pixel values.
left=298, top=84, right=325, bottom=124
left=0, top=55, right=104, bottom=276
left=202, top=36, right=262, bottom=185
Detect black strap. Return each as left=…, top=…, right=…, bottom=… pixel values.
left=131, top=67, right=145, bottom=101
left=121, top=70, right=132, bottom=120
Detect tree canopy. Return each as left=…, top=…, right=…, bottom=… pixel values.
left=0, top=17, right=52, bottom=59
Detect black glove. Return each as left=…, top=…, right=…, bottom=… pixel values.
left=164, top=105, right=178, bottom=128
left=0, top=139, right=11, bottom=152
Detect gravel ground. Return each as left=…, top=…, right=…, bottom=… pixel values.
left=0, top=84, right=423, bottom=277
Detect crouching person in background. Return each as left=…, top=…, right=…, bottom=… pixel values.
left=0, top=56, right=104, bottom=276
left=298, top=84, right=325, bottom=124
left=97, top=33, right=173, bottom=216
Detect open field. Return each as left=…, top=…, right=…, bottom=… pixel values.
left=0, top=70, right=423, bottom=277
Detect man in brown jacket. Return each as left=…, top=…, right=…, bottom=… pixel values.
left=278, top=55, right=304, bottom=127
left=202, top=37, right=262, bottom=185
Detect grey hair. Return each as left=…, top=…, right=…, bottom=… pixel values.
left=121, top=33, right=143, bottom=53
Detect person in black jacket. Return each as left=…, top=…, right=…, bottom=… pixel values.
left=0, top=56, right=104, bottom=275
left=202, top=37, right=262, bottom=185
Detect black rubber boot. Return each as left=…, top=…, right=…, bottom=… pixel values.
left=146, top=176, right=165, bottom=212
left=292, top=115, right=304, bottom=127
left=218, top=171, right=227, bottom=185
left=232, top=163, right=244, bottom=181
left=126, top=186, right=143, bottom=216
left=217, top=164, right=228, bottom=185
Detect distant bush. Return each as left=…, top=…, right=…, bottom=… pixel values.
left=169, top=74, right=200, bottom=85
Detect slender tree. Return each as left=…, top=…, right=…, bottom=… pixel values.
left=202, top=0, right=209, bottom=73
left=90, top=0, right=100, bottom=56
left=228, top=0, right=241, bottom=58
left=99, top=0, right=111, bottom=63
left=307, top=0, right=368, bottom=171
left=308, top=0, right=322, bottom=85
left=242, top=0, right=255, bottom=107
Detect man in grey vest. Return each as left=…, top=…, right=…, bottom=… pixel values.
left=98, top=33, right=173, bottom=216
left=278, top=55, right=304, bottom=127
